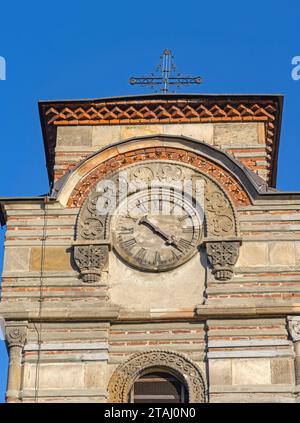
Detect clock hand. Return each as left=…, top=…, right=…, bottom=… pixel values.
left=139, top=215, right=170, bottom=239
left=139, top=216, right=185, bottom=253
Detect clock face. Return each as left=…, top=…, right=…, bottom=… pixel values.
left=112, top=188, right=203, bottom=272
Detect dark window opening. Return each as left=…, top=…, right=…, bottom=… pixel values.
left=130, top=371, right=188, bottom=403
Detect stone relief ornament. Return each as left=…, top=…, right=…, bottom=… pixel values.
left=80, top=217, right=104, bottom=239
left=288, top=317, right=300, bottom=342
left=68, top=148, right=251, bottom=208
left=108, top=350, right=207, bottom=403
left=76, top=190, right=114, bottom=241
left=204, top=183, right=235, bottom=237
left=205, top=240, right=241, bottom=281
left=158, top=164, right=183, bottom=182
left=128, top=163, right=188, bottom=184
left=6, top=326, right=27, bottom=348
left=74, top=244, right=109, bottom=283
left=73, top=179, right=118, bottom=282
left=132, top=166, right=154, bottom=182
left=73, top=161, right=241, bottom=282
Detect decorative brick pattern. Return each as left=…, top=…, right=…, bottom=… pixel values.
left=40, top=96, right=281, bottom=186
left=45, top=100, right=276, bottom=126
left=67, top=147, right=251, bottom=208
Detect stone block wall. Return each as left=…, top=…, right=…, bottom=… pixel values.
left=3, top=94, right=300, bottom=403
left=54, top=122, right=268, bottom=182
left=2, top=175, right=300, bottom=402
left=207, top=318, right=296, bottom=402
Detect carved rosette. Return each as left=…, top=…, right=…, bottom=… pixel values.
left=108, top=350, right=207, bottom=403
left=205, top=240, right=241, bottom=281
left=74, top=244, right=109, bottom=283
left=6, top=326, right=27, bottom=348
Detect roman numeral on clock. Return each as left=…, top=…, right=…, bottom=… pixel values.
left=177, top=238, right=192, bottom=251
left=171, top=250, right=181, bottom=261
left=136, top=200, right=148, bottom=213
left=182, top=227, right=194, bottom=234
left=154, top=251, right=162, bottom=266
left=121, top=238, right=137, bottom=250
left=135, top=247, right=147, bottom=262
left=119, top=226, right=134, bottom=235
left=126, top=213, right=139, bottom=222
left=178, top=211, right=196, bottom=222
left=178, top=213, right=189, bottom=222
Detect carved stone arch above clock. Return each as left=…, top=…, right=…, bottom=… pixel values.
left=56, top=134, right=256, bottom=210
left=73, top=159, right=241, bottom=283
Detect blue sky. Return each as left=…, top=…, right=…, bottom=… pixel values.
left=0, top=0, right=300, bottom=403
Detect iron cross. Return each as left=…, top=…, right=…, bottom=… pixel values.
left=129, top=49, right=202, bottom=93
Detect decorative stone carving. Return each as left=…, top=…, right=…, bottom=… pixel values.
left=205, top=240, right=241, bottom=281
left=67, top=149, right=250, bottom=208
left=6, top=326, right=27, bottom=348
left=205, top=184, right=235, bottom=237
left=128, top=162, right=189, bottom=185
left=77, top=162, right=238, bottom=237
left=132, top=166, right=154, bottom=182
left=5, top=323, right=27, bottom=402
left=74, top=161, right=241, bottom=281
left=74, top=185, right=115, bottom=282
left=74, top=244, right=109, bottom=283
left=288, top=316, right=300, bottom=342
left=108, top=350, right=207, bottom=403
left=77, top=193, right=109, bottom=240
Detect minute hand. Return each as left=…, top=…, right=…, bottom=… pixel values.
left=139, top=216, right=184, bottom=252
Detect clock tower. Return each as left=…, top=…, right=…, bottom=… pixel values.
left=1, top=93, right=300, bottom=403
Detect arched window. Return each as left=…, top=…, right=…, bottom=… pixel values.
left=129, top=370, right=188, bottom=403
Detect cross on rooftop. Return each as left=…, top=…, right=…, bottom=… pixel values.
left=129, top=49, right=202, bottom=93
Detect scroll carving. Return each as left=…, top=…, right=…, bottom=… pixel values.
left=205, top=182, right=236, bottom=238
left=76, top=192, right=109, bottom=241
left=73, top=177, right=118, bottom=282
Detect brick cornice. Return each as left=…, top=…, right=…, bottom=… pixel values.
left=45, top=98, right=276, bottom=125
left=39, top=94, right=283, bottom=188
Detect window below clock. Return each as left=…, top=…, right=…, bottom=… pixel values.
left=129, top=370, right=188, bottom=403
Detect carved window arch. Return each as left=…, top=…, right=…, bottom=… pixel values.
left=107, top=350, right=207, bottom=403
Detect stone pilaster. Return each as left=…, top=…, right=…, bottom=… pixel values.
left=5, top=322, right=27, bottom=402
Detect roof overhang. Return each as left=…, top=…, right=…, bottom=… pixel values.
left=0, top=203, right=6, bottom=227
left=0, top=196, right=51, bottom=227
left=38, top=93, right=283, bottom=189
